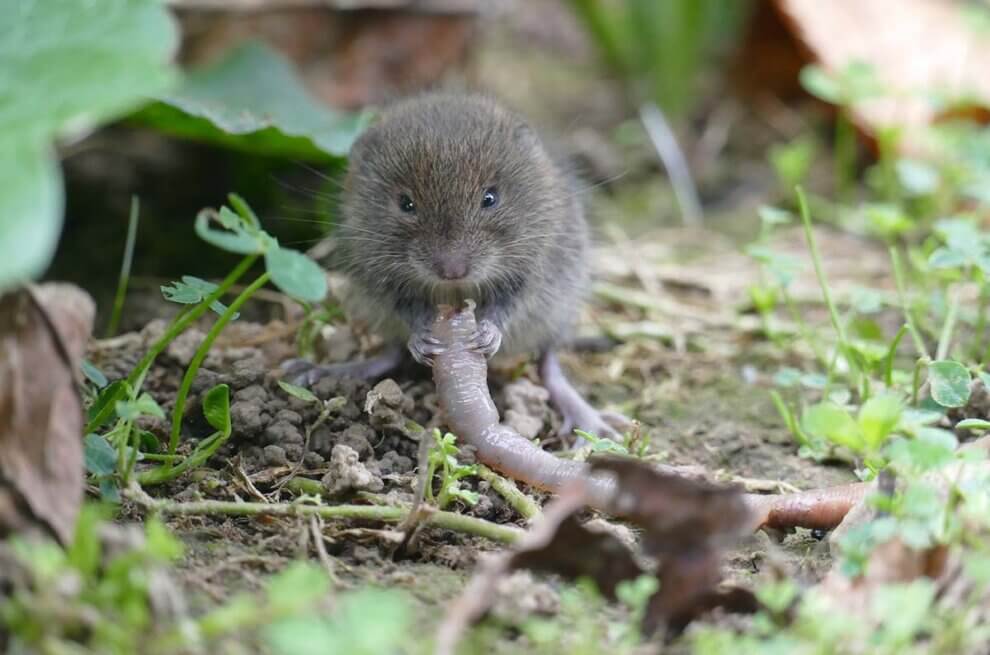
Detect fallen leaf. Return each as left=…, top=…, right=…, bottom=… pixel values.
left=0, top=284, right=95, bottom=544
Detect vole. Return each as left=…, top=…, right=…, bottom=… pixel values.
left=286, top=92, right=626, bottom=438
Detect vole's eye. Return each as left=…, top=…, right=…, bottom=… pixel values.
left=481, top=187, right=499, bottom=209
left=398, top=194, right=416, bottom=214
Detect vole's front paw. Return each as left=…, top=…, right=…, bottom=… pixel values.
left=409, top=320, right=502, bottom=365
left=466, top=319, right=502, bottom=359
left=408, top=332, right=444, bottom=367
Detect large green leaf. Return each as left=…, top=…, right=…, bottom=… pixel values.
left=137, top=42, right=372, bottom=160
left=0, top=140, right=63, bottom=290
left=0, top=0, right=178, bottom=291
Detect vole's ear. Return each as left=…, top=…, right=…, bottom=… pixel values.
left=349, top=124, right=382, bottom=162
left=512, top=122, right=541, bottom=148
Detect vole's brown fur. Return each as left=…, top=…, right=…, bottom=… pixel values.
left=336, top=92, right=589, bottom=357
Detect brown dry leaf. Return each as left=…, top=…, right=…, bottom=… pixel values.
left=435, top=459, right=758, bottom=654
left=591, top=457, right=757, bottom=635
left=0, top=284, right=95, bottom=544
left=776, top=0, right=990, bottom=153
left=433, top=484, right=609, bottom=655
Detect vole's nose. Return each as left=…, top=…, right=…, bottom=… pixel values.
left=435, top=253, right=470, bottom=280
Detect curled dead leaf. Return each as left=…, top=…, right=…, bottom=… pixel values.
left=0, top=284, right=95, bottom=544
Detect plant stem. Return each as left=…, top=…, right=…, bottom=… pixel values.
left=106, top=196, right=140, bottom=338
left=890, top=246, right=930, bottom=359
left=796, top=187, right=853, bottom=364
left=912, top=358, right=925, bottom=406
left=835, top=108, right=855, bottom=205
left=139, top=430, right=229, bottom=485
left=166, top=271, right=270, bottom=464
left=972, top=281, right=988, bottom=362
left=133, top=492, right=523, bottom=544
left=125, top=254, right=258, bottom=392
left=936, top=288, right=960, bottom=361
left=477, top=464, right=542, bottom=521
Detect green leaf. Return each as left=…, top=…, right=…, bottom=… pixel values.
left=0, top=0, right=178, bottom=290
left=161, top=275, right=237, bottom=317
left=116, top=392, right=165, bottom=421
left=799, top=64, right=841, bottom=103
left=277, top=380, right=319, bottom=404
left=202, top=384, right=231, bottom=435
left=887, top=428, right=958, bottom=472
left=871, top=580, right=935, bottom=644
left=757, top=205, right=793, bottom=227
left=862, top=204, right=911, bottom=240
left=87, top=380, right=130, bottom=429
left=0, top=141, right=62, bottom=292
left=84, top=433, right=118, bottom=476
left=194, top=208, right=263, bottom=255
left=928, top=247, right=967, bottom=270
left=266, top=588, right=412, bottom=655
left=144, top=519, right=184, bottom=561
left=137, top=42, right=372, bottom=160
left=858, top=394, right=903, bottom=451
left=67, top=504, right=111, bottom=577
left=228, top=193, right=262, bottom=228
left=802, top=403, right=862, bottom=451
left=81, top=360, right=108, bottom=388
left=265, top=246, right=328, bottom=302
left=266, top=562, right=330, bottom=614
left=99, top=478, right=121, bottom=503
left=928, top=360, right=972, bottom=408
left=956, top=418, right=990, bottom=431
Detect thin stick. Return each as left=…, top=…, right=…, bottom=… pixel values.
left=639, top=102, right=702, bottom=226
left=132, top=491, right=523, bottom=544
left=106, top=196, right=140, bottom=337
left=309, top=516, right=338, bottom=585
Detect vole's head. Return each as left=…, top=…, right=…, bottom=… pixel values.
left=340, top=93, right=566, bottom=305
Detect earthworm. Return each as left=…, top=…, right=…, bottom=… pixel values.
left=428, top=301, right=872, bottom=529
left=428, top=302, right=618, bottom=509
left=743, top=483, right=869, bottom=531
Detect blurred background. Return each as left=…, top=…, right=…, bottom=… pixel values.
left=49, top=0, right=990, bottom=332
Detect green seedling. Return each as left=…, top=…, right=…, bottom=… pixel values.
left=800, top=393, right=903, bottom=474
left=425, top=429, right=481, bottom=509
left=80, top=194, right=328, bottom=491
left=574, top=429, right=630, bottom=456
left=769, top=135, right=817, bottom=195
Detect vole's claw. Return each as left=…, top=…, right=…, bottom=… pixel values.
left=466, top=319, right=502, bottom=359
left=408, top=333, right=444, bottom=367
